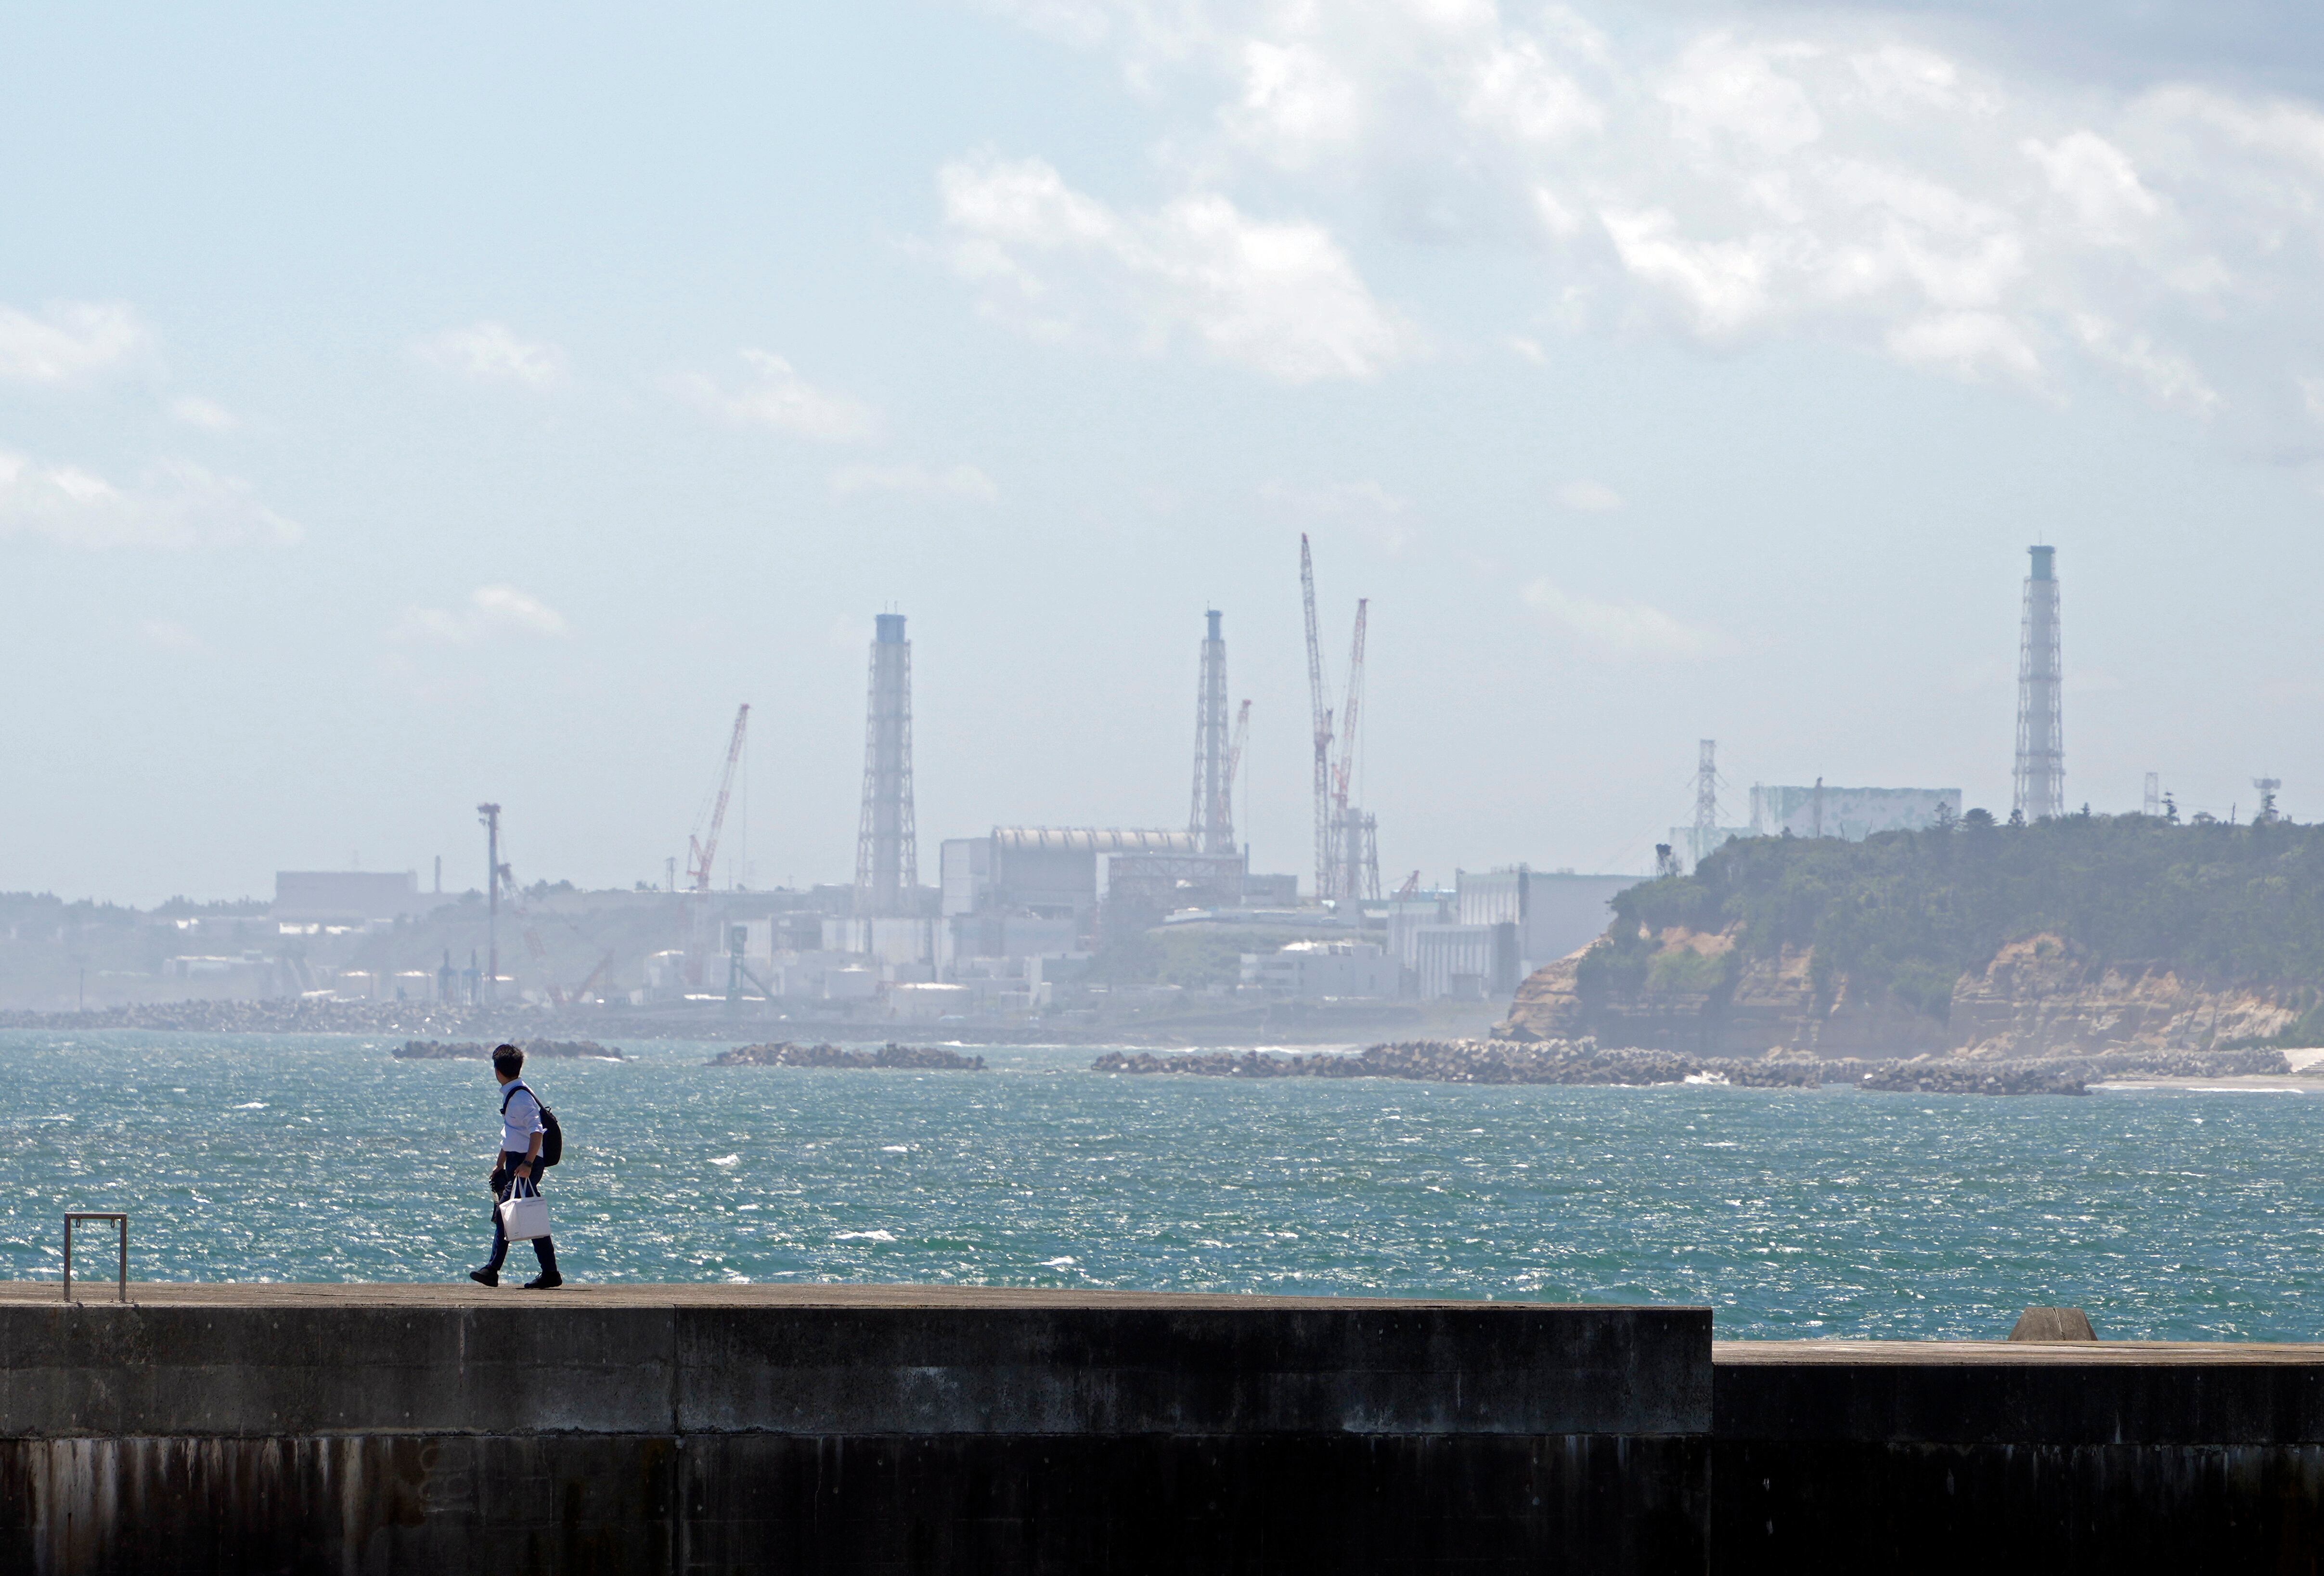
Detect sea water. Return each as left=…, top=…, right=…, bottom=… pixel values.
left=5, top=1030, right=2321, bottom=1342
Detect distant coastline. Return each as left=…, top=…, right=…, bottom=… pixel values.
left=1095, top=1039, right=2294, bottom=1096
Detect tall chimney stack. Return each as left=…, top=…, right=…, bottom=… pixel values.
left=853, top=613, right=918, bottom=917
left=2014, top=545, right=2064, bottom=821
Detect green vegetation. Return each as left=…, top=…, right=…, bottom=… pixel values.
left=1578, top=814, right=2324, bottom=1023
left=1644, top=946, right=1733, bottom=994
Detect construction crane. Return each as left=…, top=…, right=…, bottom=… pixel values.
left=568, top=949, right=615, bottom=1005
left=1395, top=870, right=1420, bottom=902
left=688, top=704, right=750, bottom=893
left=1331, top=597, right=1369, bottom=852
left=1300, top=535, right=1334, bottom=902
left=1334, top=600, right=1377, bottom=903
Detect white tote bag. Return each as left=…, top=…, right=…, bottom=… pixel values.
left=497, top=1180, right=552, bottom=1241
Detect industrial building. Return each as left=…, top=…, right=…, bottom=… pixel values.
left=1748, top=785, right=1962, bottom=841
left=1456, top=868, right=1634, bottom=973
left=1384, top=868, right=1635, bottom=1001
left=271, top=871, right=433, bottom=925
left=942, top=828, right=1209, bottom=923
left=1670, top=738, right=1963, bottom=868
left=1241, top=940, right=1397, bottom=998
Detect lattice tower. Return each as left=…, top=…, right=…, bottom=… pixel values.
left=1188, top=610, right=1236, bottom=855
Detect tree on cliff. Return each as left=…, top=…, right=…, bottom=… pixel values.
left=1576, top=814, right=2324, bottom=1033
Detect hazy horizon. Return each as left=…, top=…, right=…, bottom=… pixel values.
left=8, top=0, right=2324, bottom=906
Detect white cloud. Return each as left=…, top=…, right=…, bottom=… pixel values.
left=1557, top=479, right=1624, bottom=511
left=977, top=1, right=2324, bottom=452
left=167, top=395, right=239, bottom=432
left=1847, top=46, right=1995, bottom=118
left=394, top=585, right=569, bottom=645
left=670, top=350, right=879, bottom=442
left=1885, top=310, right=2043, bottom=385
left=413, top=322, right=568, bottom=388
left=939, top=153, right=1419, bottom=382
left=2070, top=314, right=2217, bottom=413
left=0, top=301, right=145, bottom=384
left=1599, top=209, right=1780, bottom=337
left=2022, top=131, right=2161, bottom=243
left=0, top=450, right=300, bottom=549
left=1523, top=577, right=1714, bottom=656
left=1466, top=37, right=1601, bottom=145
left=1661, top=35, right=1823, bottom=158
left=829, top=462, right=1000, bottom=502
left=1229, top=40, right=1365, bottom=164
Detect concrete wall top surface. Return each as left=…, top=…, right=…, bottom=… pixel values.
left=0, top=1281, right=1659, bottom=1311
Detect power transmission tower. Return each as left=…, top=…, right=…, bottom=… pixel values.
left=2014, top=545, right=2064, bottom=821
left=1692, top=741, right=1718, bottom=865
left=2143, top=773, right=2160, bottom=818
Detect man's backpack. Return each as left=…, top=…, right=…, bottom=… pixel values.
left=502, top=1081, right=564, bottom=1168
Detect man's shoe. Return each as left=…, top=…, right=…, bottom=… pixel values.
left=523, top=1271, right=564, bottom=1290
left=468, top=1268, right=499, bottom=1287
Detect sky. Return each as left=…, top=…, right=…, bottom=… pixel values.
left=5, top=0, right=2324, bottom=905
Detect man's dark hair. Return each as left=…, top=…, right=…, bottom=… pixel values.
left=492, top=1044, right=524, bottom=1077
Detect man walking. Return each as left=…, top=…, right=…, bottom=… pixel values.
left=470, top=1044, right=563, bottom=1289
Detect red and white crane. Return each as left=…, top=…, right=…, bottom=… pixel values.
left=688, top=703, right=750, bottom=893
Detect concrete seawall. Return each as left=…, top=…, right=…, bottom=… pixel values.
left=0, top=1284, right=1710, bottom=1574
left=15, top=1283, right=2324, bottom=1572
left=1716, top=1339, right=2324, bottom=1573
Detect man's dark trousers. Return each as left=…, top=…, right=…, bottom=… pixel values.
left=483, top=1150, right=560, bottom=1278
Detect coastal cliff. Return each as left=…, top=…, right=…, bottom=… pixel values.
left=1503, top=930, right=2308, bottom=1057
left=1500, top=814, right=2324, bottom=1058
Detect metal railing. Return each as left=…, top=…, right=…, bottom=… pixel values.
left=63, top=1213, right=128, bottom=1303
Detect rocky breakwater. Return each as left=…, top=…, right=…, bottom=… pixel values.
left=1094, top=1040, right=2289, bottom=1095
left=1503, top=927, right=2312, bottom=1060
left=396, top=1039, right=626, bottom=1060
left=1095, top=1040, right=1818, bottom=1086
left=710, top=1041, right=985, bottom=1070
